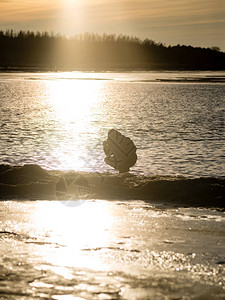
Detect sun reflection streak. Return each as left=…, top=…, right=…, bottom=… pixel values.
left=45, top=78, right=104, bottom=170
left=33, top=201, right=114, bottom=273
left=47, top=79, right=101, bottom=122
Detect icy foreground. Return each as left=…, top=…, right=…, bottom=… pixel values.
left=0, top=165, right=225, bottom=299
left=0, top=200, right=224, bottom=299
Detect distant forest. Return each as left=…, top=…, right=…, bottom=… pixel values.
left=0, top=30, right=225, bottom=71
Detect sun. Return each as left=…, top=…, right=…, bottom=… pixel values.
left=58, top=0, right=83, bottom=34
left=64, top=0, right=80, bottom=7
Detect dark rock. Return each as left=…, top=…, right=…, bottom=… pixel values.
left=103, top=129, right=137, bottom=173
left=216, top=261, right=225, bottom=265
left=0, top=164, right=12, bottom=175
left=0, top=164, right=50, bottom=184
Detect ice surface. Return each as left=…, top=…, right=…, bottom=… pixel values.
left=0, top=200, right=224, bottom=299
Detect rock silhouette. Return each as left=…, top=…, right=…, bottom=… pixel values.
left=103, top=129, right=137, bottom=173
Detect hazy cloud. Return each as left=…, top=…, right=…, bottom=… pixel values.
left=0, top=0, right=224, bottom=50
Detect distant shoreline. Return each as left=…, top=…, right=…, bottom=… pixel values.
left=1, top=67, right=225, bottom=83
left=1, top=32, right=225, bottom=72
left=1, top=65, right=225, bottom=73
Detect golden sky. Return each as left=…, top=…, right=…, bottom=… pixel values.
left=0, top=0, right=225, bottom=50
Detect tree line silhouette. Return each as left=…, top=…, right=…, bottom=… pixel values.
left=0, top=30, right=224, bottom=70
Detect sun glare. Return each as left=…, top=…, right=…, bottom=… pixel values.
left=33, top=200, right=114, bottom=272
left=45, top=76, right=104, bottom=170
left=47, top=79, right=101, bottom=121
left=67, top=0, right=79, bottom=3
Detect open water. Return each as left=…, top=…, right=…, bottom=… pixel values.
left=0, top=71, right=225, bottom=176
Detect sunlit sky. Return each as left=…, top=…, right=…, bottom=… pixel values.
left=0, top=0, right=225, bottom=51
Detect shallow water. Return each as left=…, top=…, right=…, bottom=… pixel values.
left=0, top=71, right=225, bottom=176
left=0, top=200, right=224, bottom=299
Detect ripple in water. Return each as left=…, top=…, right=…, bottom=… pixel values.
left=0, top=71, right=224, bottom=177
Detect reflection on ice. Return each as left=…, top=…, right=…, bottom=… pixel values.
left=33, top=201, right=113, bottom=271
left=0, top=200, right=224, bottom=299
